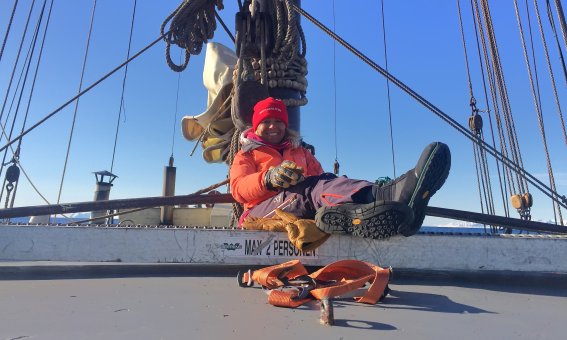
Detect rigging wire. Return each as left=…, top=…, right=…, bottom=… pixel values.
left=10, top=0, right=56, bottom=209
left=457, top=0, right=496, bottom=222
left=477, top=0, right=531, bottom=219
left=0, top=32, right=167, bottom=156
left=332, top=0, right=338, bottom=174
left=553, top=0, right=567, bottom=54
left=214, top=9, right=235, bottom=43
left=513, top=0, right=561, bottom=224
left=0, top=0, right=46, bottom=204
left=57, top=0, right=97, bottom=204
left=470, top=0, right=511, bottom=218
left=546, top=0, right=567, bottom=86
left=0, top=0, right=36, bottom=131
left=0, top=0, right=54, bottom=206
left=0, top=0, right=19, bottom=64
left=531, top=0, right=565, bottom=224
left=533, top=0, right=567, bottom=146
left=1, top=30, right=33, bottom=145
left=525, top=0, right=545, bottom=125
left=171, top=51, right=182, bottom=157
left=380, top=0, right=396, bottom=178
left=110, top=0, right=137, bottom=173
left=289, top=2, right=567, bottom=211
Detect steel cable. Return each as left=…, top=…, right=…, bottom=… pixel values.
left=469, top=0, right=509, bottom=217
left=534, top=0, right=567, bottom=146
left=0, top=0, right=36, bottom=129
left=546, top=0, right=567, bottom=86
left=0, top=33, right=168, bottom=163
left=57, top=0, right=97, bottom=204
left=0, top=0, right=46, bottom=205
left=0, top=0, right=57, bottom=212
left=381, top=0, right=396, bottom=178
left=532, top=0, right=564, bottom=223
left=0, top=0, right=19, bottom=64
left=110, top=0, right=137, bottom=173
left=514, top=0, right=562, bottom=223
left=552, top=0, right=567, bottom=68
left=479, top=0, right=529, bottom=201
left=457, top=0, right=495, bottom=216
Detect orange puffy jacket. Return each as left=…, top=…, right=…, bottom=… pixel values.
left=230, top=145, right=324, bottom=210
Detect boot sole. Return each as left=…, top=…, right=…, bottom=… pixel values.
left=400, top=142, right=451, bottom=237
left=315, top=201, right=414, bottom=240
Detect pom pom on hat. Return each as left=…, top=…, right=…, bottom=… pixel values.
left=252, top=97, right=288, bottom=131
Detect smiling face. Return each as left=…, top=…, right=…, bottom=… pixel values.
left=255, top=118, right=287, bottom=144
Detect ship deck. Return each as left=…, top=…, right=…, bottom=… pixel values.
left=1, top=262, right=565, bottom=339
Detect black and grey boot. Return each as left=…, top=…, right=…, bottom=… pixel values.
left=315, top=142, right=450, bottom=240
left=315, top=200, right=414, bottom=240
left=373, top=142, right=451, bottom=236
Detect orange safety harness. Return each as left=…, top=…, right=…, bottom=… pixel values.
left=237, top=259, right=392, bottom=308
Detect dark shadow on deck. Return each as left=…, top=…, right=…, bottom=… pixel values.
left=1, top=263, right=566, bottom=299
left=393, top=269, right=567, bottom=298
left=383, top=290, right=495, bottom=314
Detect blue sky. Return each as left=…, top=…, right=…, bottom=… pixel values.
left=0, top=0, right=566, bottom=225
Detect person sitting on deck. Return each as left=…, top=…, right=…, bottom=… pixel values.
left=229, top=97, right=451, bottom=239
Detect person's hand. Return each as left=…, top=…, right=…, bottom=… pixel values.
left=264, top=160, right=304, bottom=190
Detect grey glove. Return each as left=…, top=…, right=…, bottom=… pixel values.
left=264, top=160, right=305, bottom=190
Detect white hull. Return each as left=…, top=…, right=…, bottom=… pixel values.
left=1, top=224, right=565, bottom=273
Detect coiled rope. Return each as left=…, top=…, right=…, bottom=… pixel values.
left=161, top=0, right=224, bottom=72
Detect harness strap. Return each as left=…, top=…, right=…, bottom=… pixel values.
left=238, top=259, right=391, bottom=308
left=310, top=260, right=391, bottom=304
left=268, top=289, right=311, bottom=308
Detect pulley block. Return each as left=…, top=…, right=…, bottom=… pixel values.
left=468, top=114, right=483, bottom=134
left=5, top=164, right=20, bottom=184
left=510, top=192, right=533, bottom=210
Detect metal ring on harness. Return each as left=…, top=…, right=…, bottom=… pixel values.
left=237, top=269, right=254, bottom=287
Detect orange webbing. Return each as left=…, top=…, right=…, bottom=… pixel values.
left=309, top=260, right=390, bottom=304
left=243, top=260, right=390, bottom=308
left=250, top=260, right=309, bottom=289
left=267, top=290, right=311, bottom=308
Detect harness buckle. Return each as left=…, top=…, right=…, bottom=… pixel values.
left=236, top=269, right=254, bottom=287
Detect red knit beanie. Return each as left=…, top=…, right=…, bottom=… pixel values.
left=252, top=97, right=288, bottom=131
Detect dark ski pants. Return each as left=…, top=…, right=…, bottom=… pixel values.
left=244, top=173, right=372, bottom=221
